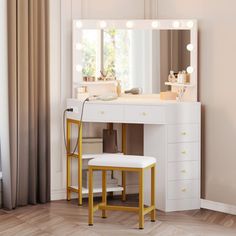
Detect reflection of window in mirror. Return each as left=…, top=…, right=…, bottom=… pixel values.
left=81, top=30, right=98, bottom=78
left=81, top=29, right=152, bottom=92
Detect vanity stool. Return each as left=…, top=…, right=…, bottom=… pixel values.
left=88, top=155, right=156, bottom=229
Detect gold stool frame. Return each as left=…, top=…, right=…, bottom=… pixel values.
left=88, top=163, right=156, bottom=229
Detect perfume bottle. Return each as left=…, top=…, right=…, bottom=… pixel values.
left=116, top=80, right=122, bottom=97
left=182, top=70, right=187, bottom=83
left=168, top=70, right=176, bottom=83
left=177, top=71, right=184, bottom=84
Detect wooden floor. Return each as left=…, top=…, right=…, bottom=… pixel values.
left=0, top=195, right=236, bottom=236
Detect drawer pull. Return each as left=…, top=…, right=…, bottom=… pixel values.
left=181, top=150, right=187, bottom=155
left=181, top=131, right=187, bottom=136
left=100, top=111, right=105, bottom=115
left=181, top=169, right=187, bottom=173
left=181, top=188, right=187, bottom=192
left=141, top=112, right=147, bottom=116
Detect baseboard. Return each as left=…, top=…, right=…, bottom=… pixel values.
left=201, top=199, right=236, bottom=215
left=51, top=184, right=139, bottom=201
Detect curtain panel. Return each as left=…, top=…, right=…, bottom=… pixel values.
left=3, top=0, right=50, bottom=209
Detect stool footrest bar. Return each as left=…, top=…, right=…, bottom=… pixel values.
left=98, top=205, right=139, bottom=212
left=143, top=205, right=155, bottom=215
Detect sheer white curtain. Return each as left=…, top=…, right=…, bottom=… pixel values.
left=0, top=0, right=12, bottom=207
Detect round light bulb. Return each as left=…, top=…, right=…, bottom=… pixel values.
left=186, top=44, right=194, bottom=51
left=100, top=21, right=107, bottom=28
left=173, top=21, right=180, bottom=28
left=76, top=64, right=82, bottom=72
left=152, top=21, right=159, bottom=28
left=76, top=43, right=83, bottom=50
left=187, top=66, right=194, bottom=74
left=76, top=21, right=82, bottom=29
left=126, top=21, right=134, bottom=28
left=187, top=21, right=194, bottom=28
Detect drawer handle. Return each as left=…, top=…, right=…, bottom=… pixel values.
left=141, top=112, right=147, bottom=116
left=181, top=169, right=186, bottom=173
left=100, top=111, right=105, bottom=115
left=181, top=150, right=187, bottom=155
left=181, top=188, right=187, bottom=192
left=181, top=131, right=187, bottom=136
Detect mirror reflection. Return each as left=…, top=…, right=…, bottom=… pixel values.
left=78, top=29, right=191, bottom=93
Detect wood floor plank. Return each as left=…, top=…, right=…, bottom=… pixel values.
left=0, top=195, right=236, bottom=236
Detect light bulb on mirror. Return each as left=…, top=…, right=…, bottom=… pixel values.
left=152, top=21, right=159, bottom=28
left=187, top=66, right=194, bottom=74
left=76, top=64, right=82, bottom=72
left=186, top=44, right=194, bottom=51
left=187, top=21, right=194, bottom=28
left=76, top=21, right=82, bottom=29
left=126, top=21, right=134, bottom=28
left=173, top=21, right=180, bottom=28
left=100, top=21, right=107, bottom=28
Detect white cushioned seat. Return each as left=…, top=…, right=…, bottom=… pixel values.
left=88, top=154, right=156, bottom=169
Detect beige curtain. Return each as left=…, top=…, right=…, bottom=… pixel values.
left=3, top=0, right=50, bottom=209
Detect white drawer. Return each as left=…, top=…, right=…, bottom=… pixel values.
left=124, top=105, right=165, bottom=124
left=168, top=124, right=199, bottom=143
left=168, top=180, right=199, bottom=200
left=84, top=104, right=124, bottom=122
left=168, top=143, right=199, bottom=162
left=168, top=161, right=199, bottom=180
left=166, top=103, right=201, bottom=124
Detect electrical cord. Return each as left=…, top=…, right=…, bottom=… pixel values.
left=63, top=97, right=89, bottom=155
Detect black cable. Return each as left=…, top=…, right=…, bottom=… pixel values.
left=63, top=97, right=89, bottom=155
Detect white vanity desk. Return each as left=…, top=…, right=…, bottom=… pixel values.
left=67, top=94, right=201, bottom=212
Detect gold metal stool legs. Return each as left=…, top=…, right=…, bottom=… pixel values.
left=102, top=170, right=107, bottom=218
left=88, top=164, right=156, bottom=229
left=88, top=167, right=94, bottom=226
left=151, top=166, right=156, bottom=222
left=139, top=169, right=144, bottom=229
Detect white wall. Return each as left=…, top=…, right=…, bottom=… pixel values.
left=50, top=0, right=158, bottom=200
left=157, top=0, right=236, bottom=206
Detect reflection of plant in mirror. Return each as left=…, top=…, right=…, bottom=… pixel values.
left=104, top=29, right=130, bottom=84
left=104, top=29, right=116, bottom=77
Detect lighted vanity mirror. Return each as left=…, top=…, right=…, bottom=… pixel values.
left=72, top=20, right=197, bottom=100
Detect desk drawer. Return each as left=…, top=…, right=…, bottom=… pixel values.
left=168, top=143, right=199, bottom=162
left=168, top=161, right=199, bottom=180
left=84, top=104, right=124, bottom=122
left=168, top=124, right=199, bottom=143
left=124, top=105, right=165, bottom=124
left=168, top=180, right=199, bottom=200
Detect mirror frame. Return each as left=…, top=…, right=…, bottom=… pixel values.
left=72, top=19, right=198, bottom=101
